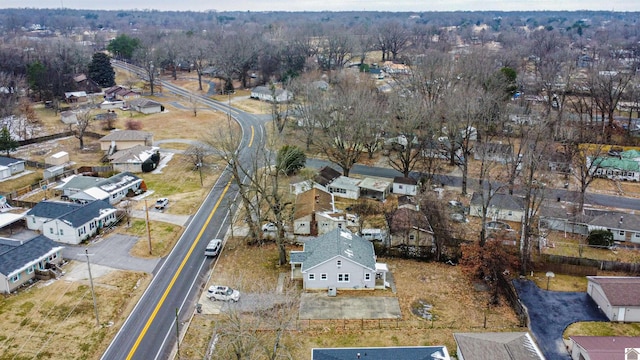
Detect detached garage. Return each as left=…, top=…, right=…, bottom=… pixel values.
left=587, top=276, right=640, bottom=322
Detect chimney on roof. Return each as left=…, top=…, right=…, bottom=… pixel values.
left=620, top=215, right=624, bottom=224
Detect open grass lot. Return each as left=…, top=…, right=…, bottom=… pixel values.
left=180, top=235, right=522, bottom=359
left=0, top=265, right=151, bottom=360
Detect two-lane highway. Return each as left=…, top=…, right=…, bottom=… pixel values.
left=102, top=61, right=266, bottom=360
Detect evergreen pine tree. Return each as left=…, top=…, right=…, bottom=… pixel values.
left=88, top=52, right=116, bottom=87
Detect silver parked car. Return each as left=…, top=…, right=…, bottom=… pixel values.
left=206, top=285, right=240, bottom=302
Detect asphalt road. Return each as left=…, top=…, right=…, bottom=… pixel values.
left=102, top=61, right=266, bottom=360
left=513, top=279, right=608, bottom=360
left=306, top=158, right=640, bottom=211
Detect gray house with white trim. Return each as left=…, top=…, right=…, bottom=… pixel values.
left=26, top=200, right=118, bottom=244
left=0, top=236, right=64, bottom=293
left=290, top=229, right=387, bottom=291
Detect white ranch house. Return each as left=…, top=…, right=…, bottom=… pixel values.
left=290, top=229, right=388, bottom=291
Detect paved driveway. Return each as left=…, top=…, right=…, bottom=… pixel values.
left=513, top=279, right=608, bottom=360
left=63, top=234, right=161, bottom=274
left=299, top=293, right=401, bottom=319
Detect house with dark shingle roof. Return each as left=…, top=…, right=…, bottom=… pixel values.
left=587, top=276, right=640, bottom=322
left=0, top=235, right=64, bottom=293
left=569, top=336, right=640, bottom=360
left=26, top=200, right=117, bottom=244
left=290, top=229, right=388, bottom=291
left=26, top=201, right=83, bottom=231
left=454, top=332, right=545, bottom=360
left=587, top=212, right=640, bottom=243
left=311, top=346, right=450, bottom=360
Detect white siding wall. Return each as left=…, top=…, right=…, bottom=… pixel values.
left=304, top=256, right=375, bottom=290
left=588, top=282, right=614, bottom=321
left=392, top=183, right=417, bottom=196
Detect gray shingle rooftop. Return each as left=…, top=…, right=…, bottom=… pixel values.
left=312, top=346, right=450, bottom=360
left=470, top=192, right=525, bottom=211
left=27, top=201, right=82, bottom=218
left=291, top=229, right=375, bottom=272
left=0, top=156, right=25, bottom=167
left=58, top=200, right=115, bottom=227
left=454, top=332, right=544, bottom=360
left=0, top=235, right=63, bottom=276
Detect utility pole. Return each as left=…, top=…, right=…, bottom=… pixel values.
left=81, top=249, right=100, bottom=327
left=145, top=199, right=152, bottom=255
left=175, top=308, right=181, bottom=359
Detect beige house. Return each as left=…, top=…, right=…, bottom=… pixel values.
left=99, top=130, right=154, bottom=152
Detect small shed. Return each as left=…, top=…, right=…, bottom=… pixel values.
left=45, top=151, right=69, bottom=166
left=128, top=98, right=163, bottom=114
left=44, top=165, right=65, bottom=180
left=393, top=176, right=418, bottom=196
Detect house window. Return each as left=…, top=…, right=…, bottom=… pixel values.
left=50, top=228, right=54, bottom=234
left=59, top=229, right=64, bottom=235
left=336, top=260, right=342, bottom=267
left=409, top=234, right=415, bottom=241
left=308, top=273, right=315, bottom=280
left=338, top=273, right=349, bottom=282
left=364, top=273, right=371, bottom=281
left=10, top=274, right=19, bottom=283
left=32, top=218, right=36, bottom=224
left=635, top=233, right=640, bottom=238
left=508, top=211, right=513, bottom=216
left=338, top=223, right=343, bottom=229
left=620, top=230, right=625, bottom=236
left=321, top=274, right=327, bottom=280
left=26, top=266, right=34, bottom=274
left=398, top=185, right=403, bottom=189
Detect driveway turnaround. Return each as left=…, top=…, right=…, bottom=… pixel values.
left=63, top=234, right=161, bottom=274
left=299, top=293, right=401, bottom=319
left=513, top=279, right=608, bottom=360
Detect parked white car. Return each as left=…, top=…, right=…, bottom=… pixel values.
left=155, top=198, right=169, bottom=210
left=206, top=285, right=240, bottom=302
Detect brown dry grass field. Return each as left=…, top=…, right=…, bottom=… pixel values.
left=0, top=266, right=151, bottom=360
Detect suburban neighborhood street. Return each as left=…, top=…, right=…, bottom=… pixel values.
left=101, top=61, right=267, bottom=360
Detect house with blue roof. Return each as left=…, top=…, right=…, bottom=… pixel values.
left=0, top=235, right=64, bottom=293
left=311, top=346, right=450, bottom=360
left=27, top=200, right=118, bottom=244
left=26, top=201, right=83, bottom=231
left=290, top=229, right=388, bottom=291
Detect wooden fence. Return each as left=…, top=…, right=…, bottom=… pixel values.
left=538, top=254, right=640, bottom=275
left=290, top=317, right=523, bottom=332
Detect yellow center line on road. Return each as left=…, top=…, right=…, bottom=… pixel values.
left=248, top=126, right=254, bottom=148
left=126, top=180, right=233, bottom=360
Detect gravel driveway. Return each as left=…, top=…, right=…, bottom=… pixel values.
left=513, top=279, right=608, bottom=360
